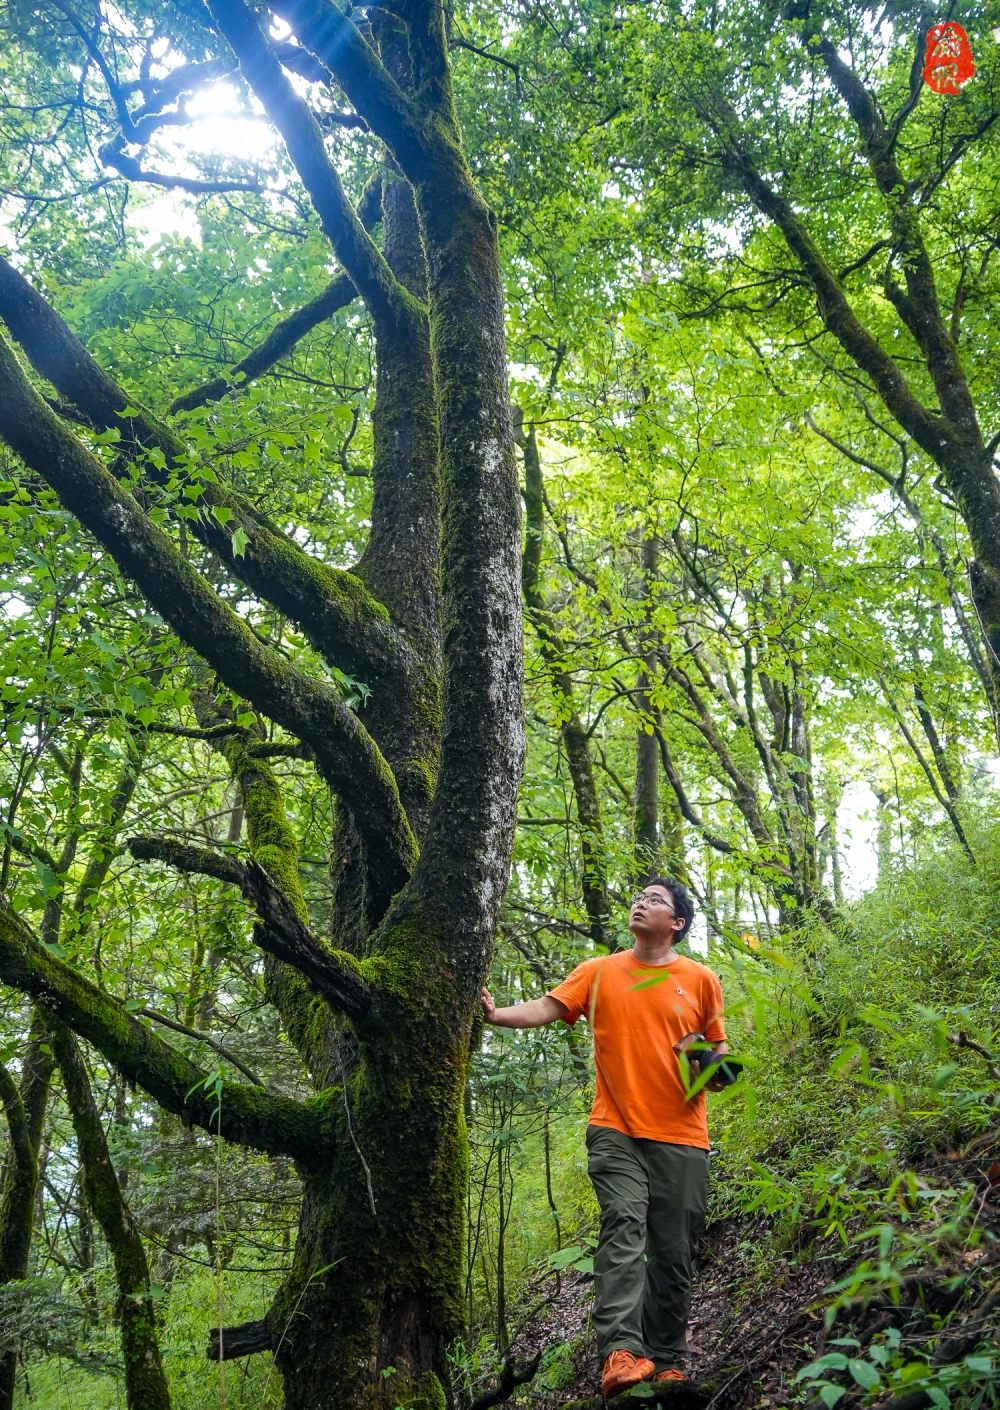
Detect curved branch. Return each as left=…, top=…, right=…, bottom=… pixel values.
left=0, top=899, right=328, bottom=1167
left=653, top=725, right=734, bottom=857
left=100, top=138, right=265, bottom=193
left=0, top=333, right=418, bottom=914
left=127, top=837, right=380, bottom=1017
left=207, top=0, right=419, bottom=336
left=139, top=1009, right=264, bottom=1087
left=0, top=254, right=402, bottom=684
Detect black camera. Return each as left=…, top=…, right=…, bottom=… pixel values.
left=675, top=1033, right=744, bottom=1087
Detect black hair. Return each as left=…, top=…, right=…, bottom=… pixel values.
left=644, top=876, right=695, bottom=941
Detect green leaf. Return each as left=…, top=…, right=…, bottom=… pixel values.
left=212, top=505, right=234, bottom=526
left=818, top=1386, right=845, bottom=1408
left=848, top=1359, right=881, bottom=1390
left=964, top=1358, right=993, bottom=1374
left=232, top=526, right=249, bottom=557
left=932, top=1063, right=959, bottom=1090
left=550, top=1245, right=586, bottom=1269
left=797, top=1355, right=849, bottom=1381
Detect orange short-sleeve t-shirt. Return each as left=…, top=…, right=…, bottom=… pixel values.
left=548, top=950, right=726, bottom=1149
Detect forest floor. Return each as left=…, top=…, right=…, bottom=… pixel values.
left=509, top=1219, right=833, bottom=1410
left=505, top=1128, right=1000, bottom=1410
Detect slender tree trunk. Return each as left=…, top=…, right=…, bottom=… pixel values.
left=634, top=532, right=660, bottom=884
left=517, top=413, right=611, bottom=947
left=0, top=1025, right=53, bottom=1410
left=46, top=1022, right=171, bottom=1410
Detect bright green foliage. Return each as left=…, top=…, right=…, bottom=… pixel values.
left=3, top=0, right=1000, bottom=1406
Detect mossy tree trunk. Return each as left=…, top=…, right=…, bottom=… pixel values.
left=46, top=1021, right=171, bottom=1410
left=0, top=3, right=523, bottom=1409
left=517, top=415, right=612, bottom=949
left=0, top=1026, right=53, bottom=1410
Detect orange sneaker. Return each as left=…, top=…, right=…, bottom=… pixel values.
left=601, top=1350, right=655, bottom=1398
left=653, top=1368, right=688, bottom=1383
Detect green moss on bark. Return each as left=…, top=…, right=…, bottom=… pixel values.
left=47, top=1020, right=171, bottom=1410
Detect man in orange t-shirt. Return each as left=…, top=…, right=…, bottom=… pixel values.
left=482, top=878, right=728, bottom=1399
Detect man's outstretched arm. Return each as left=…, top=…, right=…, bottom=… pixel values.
left=481, top=988, right=569, bottom=1029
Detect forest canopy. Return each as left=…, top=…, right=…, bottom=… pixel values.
left=1, top=2, right=1000, bottom=1410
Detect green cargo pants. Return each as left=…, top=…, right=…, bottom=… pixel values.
left=586, top=1125, right=709, bottom=1370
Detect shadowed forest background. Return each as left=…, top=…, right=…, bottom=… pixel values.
left=3, top=2, right=1000, bottom=1409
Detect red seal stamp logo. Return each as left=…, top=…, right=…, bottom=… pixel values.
left=923, top=22, right=976, bottom=95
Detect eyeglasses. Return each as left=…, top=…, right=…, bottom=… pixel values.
left=631, top=892, right=674, bottom=910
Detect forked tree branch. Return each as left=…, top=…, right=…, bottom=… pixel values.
left=127, top=837, right=380, bottom=1017
left=0, top=900, right=328, bottom=1166
left=0, top=330, right=418, bottom=914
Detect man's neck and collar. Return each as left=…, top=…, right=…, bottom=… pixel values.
left=628, top=937, right=680, bottom=967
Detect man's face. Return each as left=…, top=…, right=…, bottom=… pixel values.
left=628, top=884, right=684, bottom=944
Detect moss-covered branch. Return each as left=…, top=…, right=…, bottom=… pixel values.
left=276, top=0, right=437, bottom=183
left=208, top=0, right=420, bottom=338
left=0, top=1025, right=52, bottom=1289
left=0, top=254, right=401, bottom=683
left=128, top=837, right=381, bottom=1017
left=0, top=332, right=417, bottom=914
left=46, top=1021, right=171, bottom=1410
left=0, top=1064, right=34, bottom=1283
left=168, top=172, right=383, bottom=414
left=0, top=899, right=330, bottom=1167
left=0, top=1028, right=53, bottom=1410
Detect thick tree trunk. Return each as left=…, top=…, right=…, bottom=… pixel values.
left=269, top=1008, right=468, bottom=1410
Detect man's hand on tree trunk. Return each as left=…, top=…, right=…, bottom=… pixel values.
left=480, top=989, right=568, bottom=1029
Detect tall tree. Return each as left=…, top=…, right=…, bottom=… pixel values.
left=0, top=4, right=522, bottom=1409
